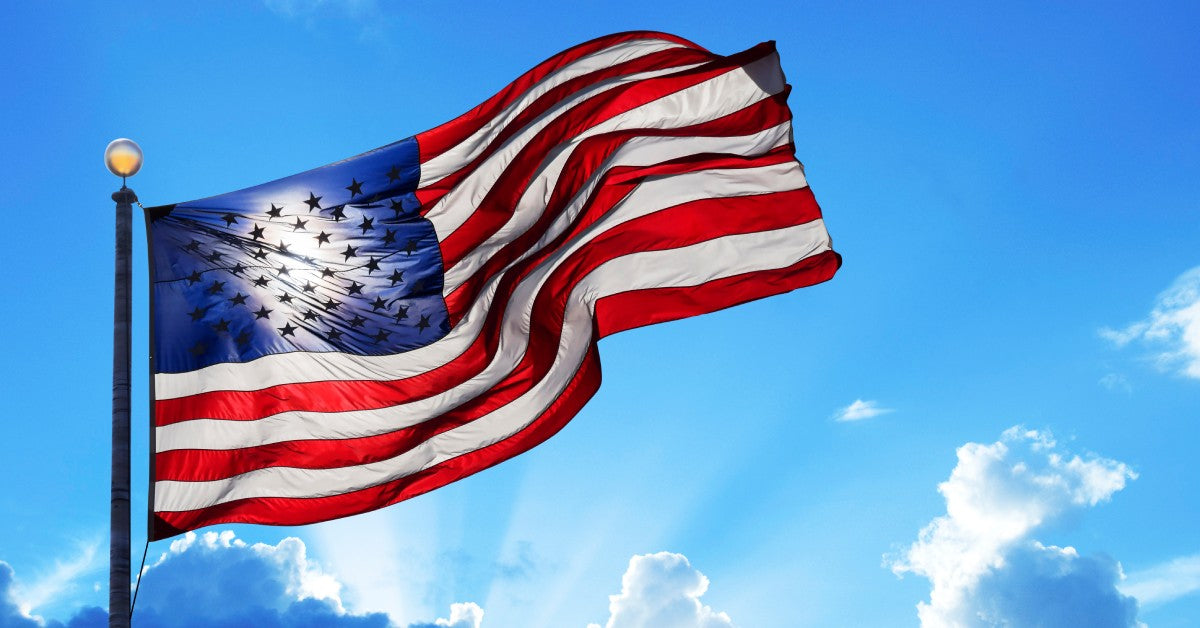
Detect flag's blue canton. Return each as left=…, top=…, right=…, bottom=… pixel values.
left=148, top=137, right=450, bottom=374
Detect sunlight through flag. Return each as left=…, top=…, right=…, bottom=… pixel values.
left=145, top=31, right=841, bottom=539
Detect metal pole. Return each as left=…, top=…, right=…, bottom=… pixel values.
left=110, top=185, right=135, bottom=628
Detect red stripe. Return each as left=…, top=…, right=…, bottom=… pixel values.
left=151, top=342, right=604, bottom=541
left=156, top=188, right=824, bottom=482
left=441, top=90, right=796, bottom=321
left=151, top=248, right=838, bottom=540
left=415, top=46, right=715, bottom=209
left=597, top=249, right=842, bottom=338
left=431, top=43, right=780, bottom=271
left=155, top=150, right=800, bottom=426
left=416, top=31, right=705, bottom=164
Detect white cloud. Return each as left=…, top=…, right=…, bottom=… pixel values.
left=589, top=552, right=734, bottom=628
left=133, top=530, right=392, bottom=627
left=9, top=539, right=99, bottom=618
left=1121, top=553, right=1200, bottom=607
left=1102, top=266, right=1200, bottom=379
left=833, top=399, right=893, bottom=422
left=0, top=562, right=41, bottom=627
left=408, top=602, right=484, bottom=628
left=1, top=559, right=106, bottom=628
left=152, top=530, right=346, bottom=608
left=887, top=426, right=1139, bottom=627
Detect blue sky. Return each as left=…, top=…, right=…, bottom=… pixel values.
left=1, top=1, right=1198, bottom=626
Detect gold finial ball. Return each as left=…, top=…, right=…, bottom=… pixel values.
left=104, top=138, right=143, bottom=178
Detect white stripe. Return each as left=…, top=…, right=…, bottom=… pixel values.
left=156, top=162, right=811, bottom=451
left=155, top=220, right=832, bottom=511
left=419, top=37, right=691, bottom=186
left=441, top=121, right=794, bottom=294
left=425, top=51, right=785, bottom=245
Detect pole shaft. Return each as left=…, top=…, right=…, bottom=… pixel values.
left=110, top=187, right=135, bottom=628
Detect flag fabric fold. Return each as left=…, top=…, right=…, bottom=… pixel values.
left=145, top=31, right=841, bottom=540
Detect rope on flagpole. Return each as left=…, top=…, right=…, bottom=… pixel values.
left=129, top=540, right=149, bottom=620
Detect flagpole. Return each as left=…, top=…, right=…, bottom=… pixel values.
left=105, top=139, right=142, bottom=628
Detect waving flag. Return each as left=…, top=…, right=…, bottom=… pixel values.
left=146, top=31, right=841, bottom=540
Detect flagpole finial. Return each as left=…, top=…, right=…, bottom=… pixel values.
left=105, top=138, right=143, bottom=183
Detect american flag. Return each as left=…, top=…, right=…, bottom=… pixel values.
left=147, top=31, right=841, bottom=540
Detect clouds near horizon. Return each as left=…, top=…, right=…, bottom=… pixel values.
left=888, top=426, right=1139, bottom=627
left=0, top=561, right=104, bottom=628
left=1, top=539, right=100, bottom=624
left=0, top=531, right=498, bottom=628
left=588, top=552, right=734, bottom=628
left=406, top=602, right=484, bottom=628
left=2, top=535, right=738, bottom=628
left=124, top=530, right=390, bottom=628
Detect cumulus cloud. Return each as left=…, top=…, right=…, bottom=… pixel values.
left=967, top=542, right=1138, bottom=627
left=887, top=426, right=1139, bottom=627
left=833, top=399, right=893, bottom=422
left=407, top=602, right=484, bottom=628
left=1121, top=553, right=1200, bottom=607
left=588, top=552, right=734, bottom=628
left=1102, top=266, right=1200, bottom=379
left=130, top=530, right=391, bottom=627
